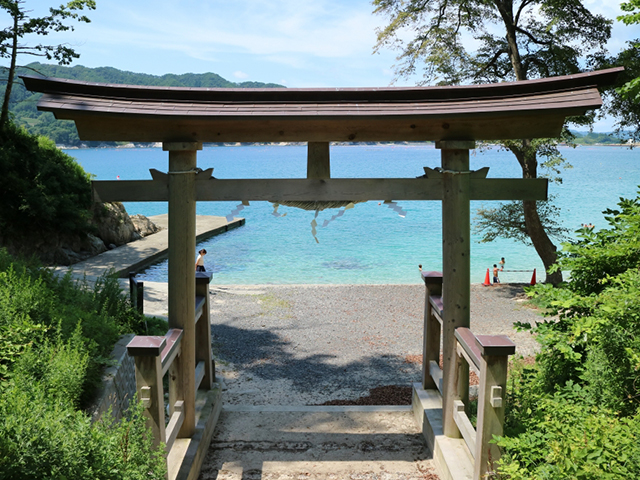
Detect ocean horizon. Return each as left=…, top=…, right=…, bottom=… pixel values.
left=67, top=144, right=640, bottom=285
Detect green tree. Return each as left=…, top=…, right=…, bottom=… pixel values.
left=594, top=1, right=640, bottom=141
left=373, top=0, right=612, bottom=284
left=0, top=0, right=96, bottom=127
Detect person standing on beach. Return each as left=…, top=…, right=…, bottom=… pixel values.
left=493, top=264, right=500, bottom=284
left=195, top=249, right=207, bottom=272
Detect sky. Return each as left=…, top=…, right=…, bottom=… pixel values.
left=2, top=0, right=640, bottom=129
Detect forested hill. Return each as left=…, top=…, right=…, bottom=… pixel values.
left=4, top=62, right=285, bottom=146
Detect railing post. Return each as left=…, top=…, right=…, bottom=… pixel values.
left=127, top=336, right=167, bottom=450
left=473, top=335, right=515, bottom=479
left=195, top=271, right=214, bottom=388
left=421, top=271, right=443, bottom=389
left=129, top=272, right=144, bottom=316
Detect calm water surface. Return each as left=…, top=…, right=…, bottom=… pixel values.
left=67, top=144, right=640, bottom=284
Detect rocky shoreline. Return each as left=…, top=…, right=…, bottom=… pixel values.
left=1, top=201, right=160, bottom=266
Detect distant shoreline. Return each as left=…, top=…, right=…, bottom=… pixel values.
left=57, top=141, right=638, bottom=150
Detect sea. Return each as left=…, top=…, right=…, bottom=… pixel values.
left=66, top=144, right=640, bottom=285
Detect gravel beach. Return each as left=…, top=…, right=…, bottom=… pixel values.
left=210, top=283, right=541, bottom=406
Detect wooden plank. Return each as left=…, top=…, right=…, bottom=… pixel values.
left=161, top=328, right=183, bottom=376
left=453, top=399, right=477, bottom=456
left=474, top=355, right=508, bottom=479
left=67, top=111, right=577, bottom=143
left=92, top=177, right=548, bottom=203
left=429, top=295, right=444, bottom=320
left=475, top=334, right=516, bottom=356
left=165, top=400, right=185, bottom=453
left=195, top=273, right=214, bottom=390
left=195, top=296, right=205, bottom=323
left=195, top=361, right=205, bottom=395
left=127, top=335, right=167, bottom=357
left=423, top=278, right=442, bottom=390
left=429, top=360, right=443, bottom=396
left=456, top=343, right=481, bottom=376
left=455, top=327, right=482, bottom=371
left=307, top=142, right=331, bottom=178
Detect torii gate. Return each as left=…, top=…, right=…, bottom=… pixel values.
left=23, top=68, right=620, bottom=475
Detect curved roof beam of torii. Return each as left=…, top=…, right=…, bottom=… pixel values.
left=21, top=68, right=622, bottom=143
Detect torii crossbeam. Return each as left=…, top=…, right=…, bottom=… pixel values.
left=22, top=68, right=622, bottom=475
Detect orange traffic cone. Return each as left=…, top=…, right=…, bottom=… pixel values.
left=530, top=269, right=536, bottom=285
left=483, top=268, right=491, bottom=286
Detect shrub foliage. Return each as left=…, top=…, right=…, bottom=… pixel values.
left=0, top=122, right=92, bottom=245
left=496, top=190, right=640, bottom=478
left=0, top=249, right=167, bottom=478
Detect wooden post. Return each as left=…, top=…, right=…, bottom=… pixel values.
left=422, top=271, right=443, bottom=389
left=163, top=141, right=202, bottom=437
left=307, top=142, right=331, bottom=178
left=437, top=140, right=475, bottom=438
left=129, top=272, right=144, bottom=316
left=195, top=272, right=214, bottom=389
left=127, top=336, right=167, bottom=450
left=474, top=335, right=515, bottom=479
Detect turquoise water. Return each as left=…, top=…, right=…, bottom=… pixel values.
left=67, top=144, right=640, bottom=284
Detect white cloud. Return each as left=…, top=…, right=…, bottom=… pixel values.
left=233, top=70, right=249, bottom=79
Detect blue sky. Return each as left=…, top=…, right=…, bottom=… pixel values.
left=2, top=0, right=639, bottom=129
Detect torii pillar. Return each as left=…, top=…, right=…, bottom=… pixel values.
left=164, top=141, right=202, bottom=437
left=437, top=140, right=474, bottom=437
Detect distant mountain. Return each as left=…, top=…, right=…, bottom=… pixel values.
left=2, top=62, right=285, bottom=146
left=569, top=130, right=625, bottom=145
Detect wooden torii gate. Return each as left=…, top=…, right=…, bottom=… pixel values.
left=23, top=68, right=621, bottom=479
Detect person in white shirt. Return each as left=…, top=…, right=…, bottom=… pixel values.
left=195, top=249, right=207, bottom=272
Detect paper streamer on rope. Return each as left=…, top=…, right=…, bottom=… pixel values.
left=384, top=200, right=406, bottom=218
left=311, top=209, right=320, bottom=243
left=271, top=203, right=287, bottom=218
left=321, top=202, right=355, bottom=228
left=226, top=200, right=250, bottom=222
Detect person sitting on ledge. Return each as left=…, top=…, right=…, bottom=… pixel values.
left=195, top=249, right=207, bottom=272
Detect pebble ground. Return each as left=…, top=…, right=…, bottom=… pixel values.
left=210, top=283, right=542, bottom=406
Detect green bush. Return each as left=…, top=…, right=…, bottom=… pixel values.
left=0, top=338, right=166, bottom=479
left=495, top=189, right=640, bottom=477
left=0, top=249, right=168, bottom=478
left=0, top=122, right=92, bottom=243
left=0, top=248, right=166, bottom=403
left=497, top=382, right=640, bottom=479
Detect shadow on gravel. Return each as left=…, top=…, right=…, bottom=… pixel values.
left=211, top=323, right=420, bottom=393
left=482, top=282, right=530, bottom=300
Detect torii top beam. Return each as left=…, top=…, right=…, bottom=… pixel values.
left=21, top=68, right=622, bottom=143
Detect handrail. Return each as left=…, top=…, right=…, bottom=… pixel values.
left=161, top=328, right=183, bottom=376
left=429, top=294, right=443, bottom=323
left=195, top=295, right=206, bottom=322
left=454, top=327, right=481, bottom=371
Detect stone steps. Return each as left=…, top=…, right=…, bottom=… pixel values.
left=199, top=406, right=438, bottom=480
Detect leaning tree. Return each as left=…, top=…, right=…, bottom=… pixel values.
left=0, top=0, right=96, bottom=127
left=373, top=0, right=612, bottom=284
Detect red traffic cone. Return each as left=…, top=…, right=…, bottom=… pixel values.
left=530, top=268, right=536, bottom=285
left=483, top=268, right=491, bottom=286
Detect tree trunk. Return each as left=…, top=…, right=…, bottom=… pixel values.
left=0, top=12, right=19, bottom=128
left=523, top=200, right=562, bottom=285
left=495, top=0, right=563, bottom=284
left=511, top=141, right=563, bottom=285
